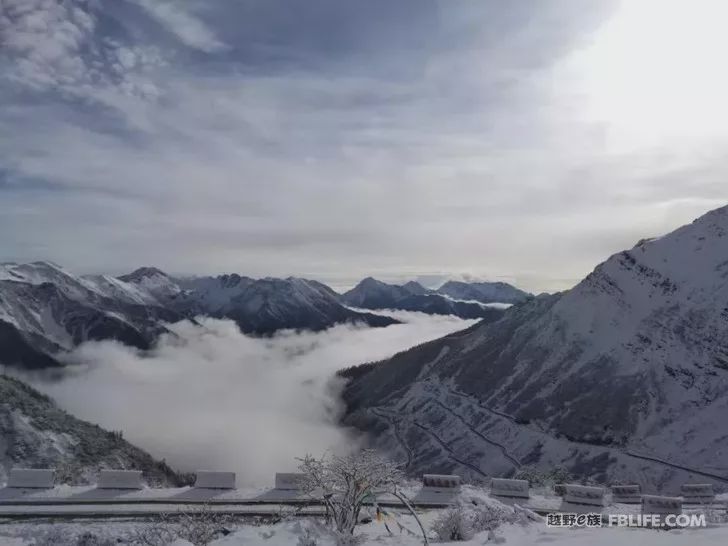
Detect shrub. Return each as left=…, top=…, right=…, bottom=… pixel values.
left=431, top=506, right=474, bottom=541
left=431, top=489, right=527, bottom=541
left=297, top=449, right=403, bottom=537
left=125, top=505, right=233, bottom=545
left=296, top=529, right=318, bottom=546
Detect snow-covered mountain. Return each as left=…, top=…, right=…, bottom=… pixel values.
left=0, top=374, right=182, bottom=486
left=0, top=263, right=398, bottom=370
left=436, top=280, right=532, bottom=304
left=341, top=277, right=425, bottom=309
left=117, top=266, right=183, bottom=300
left=0, top=262, right=183, bottom=369
left=120, top=268, right=399, bottom=335
left=340, top=277, right=511, bottom=320
left=342, top=205, right=728, bottom=490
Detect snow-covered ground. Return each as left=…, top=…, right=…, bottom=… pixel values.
left=1, top=508, right=727, bottom=545
left=218, top=519, right=728, bottom=546
left=0, top=486, right=726, bottom=545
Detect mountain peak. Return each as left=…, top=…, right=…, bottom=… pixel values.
left=402, top=280, right=426, bottom=290
left=0, top=261, right=78, bottom=286
left=342, top=277, right=424, bottom=309
left=436, top=279, right=531, bottom=304
left=28, top=260, right=64, bottom=269
left=359, top=276, right=385, bottom=286
left=118, top=266, right=170, bottom=282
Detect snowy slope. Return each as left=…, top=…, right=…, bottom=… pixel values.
left=174, top=274, right=255, bottom=313
left=118, top=267, right=183, bottom=299
left=82, top=274, right=162, bottom=306
left=0, top=263, right=183, bottom=370
left=0, top=375, right=182, bottom=487
left=343, top=205, right=728, bottom=490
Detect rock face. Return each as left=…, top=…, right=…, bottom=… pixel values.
left=342, top=205, right=728, bottom=490
left=0, top=375, right=182, bottom=486
left=0, top=262, right=397, bottom=370
left=340, top=277, right=514, bottom=320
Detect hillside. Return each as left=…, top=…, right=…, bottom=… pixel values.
left=342, top=205, right=728, bottom=490
left=0, top=375, right=182, bottom=486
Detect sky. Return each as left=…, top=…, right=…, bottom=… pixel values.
left=1, top=0, right=727, bottom=293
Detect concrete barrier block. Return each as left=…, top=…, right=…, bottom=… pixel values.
left=490, top=478, right=529, bottom=499
left=275, top=473, right=305, bottom=490
left=7, top=469, right=54, bottom=489
left=680, top=483, right=715, bottom=503
left=97, top=470, right=143, bottom=489
left=194, top=471, right=236, bottom=489
left=563, top=484, right=605, bottom=506
left=611, top=484, right=641, bottom=504
left=422, top=474, right=461, bottom=489
left=642, top=494, right=682, bottom=516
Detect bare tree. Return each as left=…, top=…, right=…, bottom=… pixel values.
left=297, top=449, right=404, bottom=538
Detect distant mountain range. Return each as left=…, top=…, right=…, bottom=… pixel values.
left=0, top=262, right=185, bottom=370
left=0, top=262, right=530, bottom=483
left=436, top=280, right=533, bottom=305
left=119, top=267, right=397, bottom=335
left=0, top=261, right=529, bottom=371
left=0, top=263, right=402, bottom=370
left=342, top=205, right=728, bottom=490
left=340, top=277, right=531, bottom=320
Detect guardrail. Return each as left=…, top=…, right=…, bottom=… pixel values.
left=0, top=469, right=725, bottom=522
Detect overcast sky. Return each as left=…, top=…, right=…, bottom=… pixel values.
left=1, top=0, right=727, bottom=293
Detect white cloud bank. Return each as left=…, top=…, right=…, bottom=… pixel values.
left=33, top=311, right=476, bottom=486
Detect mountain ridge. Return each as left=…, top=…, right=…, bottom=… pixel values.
left=342, top=204, right=728, bottom=489
left=340, top=276, right=530, bottom=320
left=0, top=264, right=399, bottom=370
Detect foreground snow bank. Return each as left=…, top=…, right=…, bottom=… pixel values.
left=0, top=486, right=726, bottom=545
left=2, top=513, right=727, bottom=546
left=214, top=518, right=728, bottom=546
left=430, top=486, right=542, bottom=541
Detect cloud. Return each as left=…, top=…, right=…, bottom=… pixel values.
left=130, top=0, right=227, bottom=53
left=1, top=0, right=94, bottom=89
left=1, top=0, right=727, bottom=294
left=0, top=0, right=165, bottom=113
left=31, top=311, right=476, bottom=486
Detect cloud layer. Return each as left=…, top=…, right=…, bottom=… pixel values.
left=1, top=1, right=727, bottom=293
left=32, top=311, right=476, bottom=485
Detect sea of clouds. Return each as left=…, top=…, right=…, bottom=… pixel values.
left=33, top=310, right=476, bottom=486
